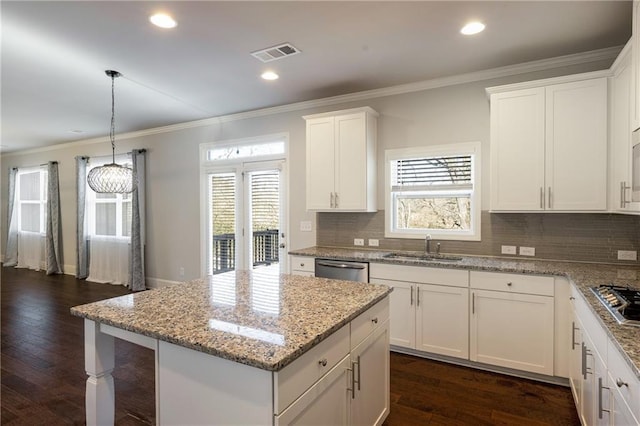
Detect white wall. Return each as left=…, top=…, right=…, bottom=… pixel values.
left=0, top=58, right=612, bottom=283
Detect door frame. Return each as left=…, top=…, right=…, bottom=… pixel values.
left=199, top=133, right=289, bottom=277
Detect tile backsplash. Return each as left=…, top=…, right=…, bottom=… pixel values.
left=317, top=211, right=640, bottom=264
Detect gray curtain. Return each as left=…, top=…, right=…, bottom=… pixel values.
left=4, top=168, right=18, bottom=267
left=46, top=161, right=63, bottom=274
left=76, top=156, right=89, bottom=279
left=129, top=149, right=146, bottom=291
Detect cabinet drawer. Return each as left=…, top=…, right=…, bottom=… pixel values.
left=351, top=297, right=389, bottom=350
left=470, top=271, right=554, bottom=296
left=607, top=341, right=640, bottom=419
left=370, top=263, right=469, bottom=288
left=274, top=324, right=349, bottom=414
left=571, top=285, right=608, bottom=356
left=290, top=256, right=315, bottom=273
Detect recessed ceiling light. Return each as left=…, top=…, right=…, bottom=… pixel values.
left=461, top=21, right=485, bottom=35
left=150, top=13, right=177, bottom=29
left=261, top=71, right=279, bottom=81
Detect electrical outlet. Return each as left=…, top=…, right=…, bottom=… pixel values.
left=354, top=238, right=364, bottom=246
left=618, top=250, right=638, bottom=261
left=368, top=239, right=379, bottom=247
left=501, top=245, right=517, bottom=255
left=300, top=221, right=312, bottom=232
left=519, top=246, right=535, bottom=256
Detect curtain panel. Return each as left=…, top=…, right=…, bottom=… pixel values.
left=46, top=161, right=63, bottom=274
left=4, top=168, right=18, bottom=266
left=76, top=156, right=89, bottom=279
left=130, top=149, right=146, bottom=291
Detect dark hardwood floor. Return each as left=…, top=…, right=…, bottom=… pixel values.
left=1, top=267, right=579, bottom=425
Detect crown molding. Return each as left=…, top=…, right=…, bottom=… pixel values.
left=2, top=45, right=622, bottom=157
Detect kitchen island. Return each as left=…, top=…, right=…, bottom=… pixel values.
left=71, top=269, right=392, bottom=425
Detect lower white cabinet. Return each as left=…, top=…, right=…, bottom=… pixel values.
left=570, top=285, right=640, bottom=426
left=276, top=298, right=390, bottom=426
left=469, top=271, right=555, bottom=376
left=290, top=256, right=315, bottom=277
left=370, top=263, right=469, bottom=360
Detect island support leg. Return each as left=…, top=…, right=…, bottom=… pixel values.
left=84, top=319, right=115, bottom=426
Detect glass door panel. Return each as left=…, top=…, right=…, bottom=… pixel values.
left=248, top=170, right=281, bottom=274
left=209, top=172, right=236, bottom=275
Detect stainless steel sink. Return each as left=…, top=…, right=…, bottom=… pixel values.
left=383, top=252, right=463, bottom=262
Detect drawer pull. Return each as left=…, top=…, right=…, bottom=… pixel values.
left=300, top=263, right=304, bottom=267
left=318, top=358, right=327, bottom=367
left=598, top=378, right=610, bottom=419
left=371, top=317, right=378, bottom=324
left=569, top=296, right=575, bottom=301
left=507, top=282, right=513, bottom=287
left=616, top=378, right=629, bottom=388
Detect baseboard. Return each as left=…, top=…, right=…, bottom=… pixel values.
left=145, top=277, right=180, bottom=289
left=390, top=345, right=570, bottom=387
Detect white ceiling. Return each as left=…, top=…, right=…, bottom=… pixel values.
left=1, top=1, right=632, bottom=153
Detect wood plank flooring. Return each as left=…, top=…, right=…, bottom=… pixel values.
left=1, top=266, right=579, bottom=425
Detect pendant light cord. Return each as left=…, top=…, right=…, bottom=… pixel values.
left=110, top=72, right=116, bottom=164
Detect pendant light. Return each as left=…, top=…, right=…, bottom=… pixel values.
left=87, top=70, right=134, bottom=194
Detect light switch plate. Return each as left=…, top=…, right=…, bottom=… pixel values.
left=501, top=245, right=517, bottom=255
left=354, top=238, right=364, bottom=246
left=618, top=250, right=638, bottom=261
left=519, top=246, right=535, bottom=256
left=299, top=221, right=312, bottom=232
left=368, top=239, right=379, bottom=247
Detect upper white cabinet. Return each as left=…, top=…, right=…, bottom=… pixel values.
left=488, top=75, right=608, bottom=212
left=631, top=0, right=640, bottom=131
left=609, top=43, right=640, bottom=213
left=304, top=107, right=378, bottom=212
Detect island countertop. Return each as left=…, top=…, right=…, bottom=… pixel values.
left=70, top=269, right=392, bottom=371
left=290, top=246, right=640, bottom=378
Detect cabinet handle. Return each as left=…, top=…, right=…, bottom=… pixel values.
left=330, top=192, right=335, bottom=208
left=621, top=181, right=631, bottom=208
left=598, top=377, right=610, bottom=419
left=569, top=296, right=575, bottom=301
left=472, top=292, right=475, bottom=314
left=540, top=187, right=544, bottom=209
left=335, top=192, right=339, bottom=208
left=300, top=263, right=304, bottom=267
left=581, top=342, right=587, bottom=379
left=356, top=355, right=361, bottom=391
left=318, top=358, right=327, bottom=367
left=416, top=287, right=420, bottom=307
left=410, top=286, right=414, bottom=306
left=347, top=364, right=355, bottom=399
left=548, top=187, right=552, bottom=209
left=571, top=321, right=579, bottom=350
left=371, top=317, right=378, bottom=324
left=616, top=378, right=629, bottom=388
left=507, top=282, right=513, bottom=287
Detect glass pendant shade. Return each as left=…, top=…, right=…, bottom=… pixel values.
left=87, top=162, right=134, bottom=193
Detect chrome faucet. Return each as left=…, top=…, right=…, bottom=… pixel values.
left=425, top=234, right=432, bottom=254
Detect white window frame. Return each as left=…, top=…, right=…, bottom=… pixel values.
left=16, top=167, right=48, bottom=235
left=384, top=142, right=481, bottom=241
left=85, top=155, right=132, bottom=240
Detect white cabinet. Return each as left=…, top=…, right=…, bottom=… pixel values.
left=610, top=43, right=636, bottom=212
left=489, top=76, right=608, bottom=211
left=290, top=256, right=314, bottom=277
left=370, top=263, right=469, bottom=360
left=632, top=0, right=640, bottom=131
left=304, top=107, right=378, bottom=212
left=469, top=271, right=555, bottom=375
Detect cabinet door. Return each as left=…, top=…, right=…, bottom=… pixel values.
left=350, top=321, right=390, bottom=426
left=611, top=381, right=640, bottom=426
left=490, top=88, right=545, bottom=211
left=334, top=113, right=369, bottom=211
left=631, top=0, right=640, bottom=131
left=416, top=283, right=469, bottom=359
left=275, top=356, right=350, bottom=426
left=545, top=78, right=608, bottom=210
left=610, top=49, right=634, bottom=211
left=371, top=279, right=415, bottom=349
left=470, top=290, right=554, bottom=375
left=306, top=117, right=335, bottom=210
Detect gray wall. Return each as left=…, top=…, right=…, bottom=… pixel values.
left=1, top=57, right=626, bottom=283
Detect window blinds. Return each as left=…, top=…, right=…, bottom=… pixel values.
left=392, top=155, right=472, bottom=192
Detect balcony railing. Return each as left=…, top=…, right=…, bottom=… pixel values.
left=212, top=229, right=279, bottom=274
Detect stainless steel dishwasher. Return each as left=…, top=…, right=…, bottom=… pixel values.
left=314, top=259, right=369, bottom=282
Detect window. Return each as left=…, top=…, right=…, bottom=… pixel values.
left=385, top=142, right=481, bottom=241
left=17, top=168, right=48, bottom=234
left=86, top=159, right=132, bottom=238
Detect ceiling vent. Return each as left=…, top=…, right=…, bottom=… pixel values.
left=251, top=43, right=301, bottom=63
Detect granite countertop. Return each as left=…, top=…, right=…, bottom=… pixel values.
left=70, top=269, right=392, bottom=371
left=290, top=246, right=640, bottom=379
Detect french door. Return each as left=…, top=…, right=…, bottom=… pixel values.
left=206, top=160, right=286, bottom=275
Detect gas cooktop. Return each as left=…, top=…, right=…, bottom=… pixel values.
left=590, top=285, right=640, bottom=327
